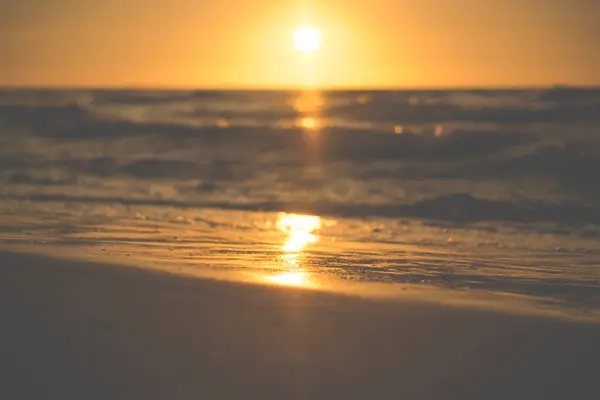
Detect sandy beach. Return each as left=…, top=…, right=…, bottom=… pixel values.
left=1, top=250, right=599, bottom=400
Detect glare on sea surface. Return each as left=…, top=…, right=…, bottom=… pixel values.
left=266, top=271, right=313, bottom=287
left=299, top=116, right=321, bottom=131
left=277, top=213, right=321, bottom=252
left=264, top=213, right=322, bottom=288
left=292, top=91, right=324, bottom=132
left=295, top=26, right=321, bottom=53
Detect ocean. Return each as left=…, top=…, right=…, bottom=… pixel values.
left=1, top=88, right=599, bottom=316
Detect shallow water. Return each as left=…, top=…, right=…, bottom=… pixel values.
left=1, top=88, right=599, bottom=316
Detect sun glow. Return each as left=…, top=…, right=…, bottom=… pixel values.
left=294, top=26, right=321, bottom=53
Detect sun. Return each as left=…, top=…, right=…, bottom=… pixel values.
left=294, top=26, right=321, bottom=53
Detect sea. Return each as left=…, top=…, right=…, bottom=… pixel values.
left=1, top=88, right=599, bottom=318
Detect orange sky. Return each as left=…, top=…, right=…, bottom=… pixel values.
left=1, top=0, right=599, bottom=88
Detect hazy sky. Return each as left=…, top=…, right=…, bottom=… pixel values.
left=1, top=0, right=599, bottom=88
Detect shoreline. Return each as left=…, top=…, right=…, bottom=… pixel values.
left=4, top=243, right=599, bottom=324
left=1, top=250, right=599, bottom=399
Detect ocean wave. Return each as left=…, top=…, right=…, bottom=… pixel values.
left=0, top=104, right=534, bottom=160
left=3, top=89, right=600, bottom=131
left=9, top=192, right=600, bottom=226
left=0, top=104, right=89, bottom=130
left=2, top=89, right=600, bottom=219
left=445, top=141, right=600, bottom=199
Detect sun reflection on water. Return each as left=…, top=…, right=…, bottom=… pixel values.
left=278, top=213, right=321, bottom=253
left=266, top=271, right=312, bottom=287
left=299, top=116, right=322, bottom=130
left=292, top=90, right=324, bottom=132
left=265, top=213, right=321, bottom=288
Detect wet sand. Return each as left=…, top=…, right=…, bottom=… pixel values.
left=1, top=251, right=599, bottom=400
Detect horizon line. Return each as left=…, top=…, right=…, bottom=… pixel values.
left=1, top=83, right=599, bottom=91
